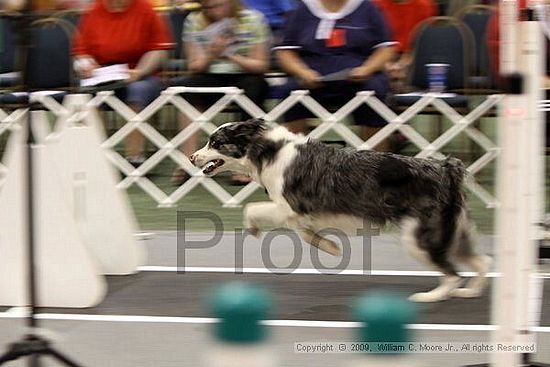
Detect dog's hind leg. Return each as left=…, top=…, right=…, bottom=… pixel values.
left=300, top=229, right=342, bottom=257
left=450, top=219, right=492, bottom=298
left=450, top=255, right=491, bottom=298
left=401, top=218, right=462, bottom=302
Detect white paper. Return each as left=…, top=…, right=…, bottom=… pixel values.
left=10, top=90, right=66, bottom=97
left=320, top=68, right=352, bottom=82
left=397, top=92, right=458, bottom=98
left=0, top=72, right=21, bottom=79
left=80, top=64, right=130, bottom=88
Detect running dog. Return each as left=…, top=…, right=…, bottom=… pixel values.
left=190, top=119, right=491, bottom=302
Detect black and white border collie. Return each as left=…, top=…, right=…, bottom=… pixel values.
left=190, top=119, right=491, bottom=302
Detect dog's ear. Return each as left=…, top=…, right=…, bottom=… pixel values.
left=232, top=118, right=266, bottom=138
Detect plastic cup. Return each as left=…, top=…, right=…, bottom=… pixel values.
left=425, top=63, right=450, bottom=93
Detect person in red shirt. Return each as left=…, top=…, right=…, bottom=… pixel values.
left=73, top=0, right=174, bottom=165
left=374, top=0, right=437, bottom=91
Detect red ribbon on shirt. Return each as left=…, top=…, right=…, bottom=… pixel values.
left=326, top=28, right=346, bottom=48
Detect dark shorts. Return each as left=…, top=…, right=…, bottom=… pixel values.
left=169, top=73, right=269, bottom=110
left=280, top=72, right=390, bottom=127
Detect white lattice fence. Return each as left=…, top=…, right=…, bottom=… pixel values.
left=0, top=107, right=26, bottom=188
left=0, top=89, right=505, bottom=208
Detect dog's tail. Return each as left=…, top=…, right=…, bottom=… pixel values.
left=441, top=157, right=467, bottom=248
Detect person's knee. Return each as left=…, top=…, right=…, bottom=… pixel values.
left=126, top=78, right=162, bottom=108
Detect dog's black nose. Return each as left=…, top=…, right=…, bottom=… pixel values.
left=189, top=154, right=196, bottom=165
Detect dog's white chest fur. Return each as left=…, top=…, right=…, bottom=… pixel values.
left=256, top=143, right=296, bottom=202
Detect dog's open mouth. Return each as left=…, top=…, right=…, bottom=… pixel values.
left=202, top=159, right=225, bottom=174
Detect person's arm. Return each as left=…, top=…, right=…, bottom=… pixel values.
left=349, top=45, right=396, bottom=82
left=183, top=12, right=232, bottom=73
left=225, top=41, right=268, bottom=73
left=187, top=35, right=268, bottom=74
left=3, top=0, right=26, bottom=10
left=277, top=49, right=322, bottom=88
left=72, top=12, right=100, bottom=78
left=350, top=1, right=397, bottom=82
left=385, top=52, right=412, bottom=81
left=274, top=2, right=322, bottom=87
left=185, top=36, right=225, bottom=73
left=225, top=11, right=269, bottom=73
left=130, top=49, right=168, bottom=81
left=129, top=5, right=173, bottom=80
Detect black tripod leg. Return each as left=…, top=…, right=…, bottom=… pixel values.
left=0, top=338, right=45, bottom=365
left=0, top=348, right=42, bottom=365
left=44, top=347, right=85, bottom=367
left=0, top=351, right=19, bottom=364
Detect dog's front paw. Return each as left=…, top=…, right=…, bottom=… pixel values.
left=408, top=292, right=449, bottom=303
left=246, top=227, right=261, bottom=238
left=243, top=217, right=260, bottom=238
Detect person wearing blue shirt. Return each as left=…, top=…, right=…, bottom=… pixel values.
left=242, top=0, right=295, bottom=41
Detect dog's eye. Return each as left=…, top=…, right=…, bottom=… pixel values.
left=210, top=141, right=219, bottom=149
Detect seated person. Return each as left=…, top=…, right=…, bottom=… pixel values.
left=275, top=0, right=396, bottom=151
left=72, top=0, right=174, bottom=166
left=171, top=0, right=270, bottom=185
left=374, top=0, right=437, bottom=92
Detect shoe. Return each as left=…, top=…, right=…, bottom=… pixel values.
left=171, top=167, right=191, bottom=186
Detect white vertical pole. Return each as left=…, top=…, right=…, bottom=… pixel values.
left=500, top=0, right=520, bottom=74
left=493, top=1, right=520, bottom=367
left=492, top=1, right=545, bottom=366
left=522, top=0, right=545, bottom=339
left=515, top=7, right=544, bottom=355
left=493, top=90, right=525, bottom=367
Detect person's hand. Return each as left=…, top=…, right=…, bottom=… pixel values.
left=348, top=66, right=371, bottom=83
left=76, top=57, right=99, bottom=79
left=297, top=68, right=322, bottom=89
left=208, top=35, right=235, bottom=59
left=385, top=61, right=407, bottom=81
left=128, top=69, right=143, bottom=82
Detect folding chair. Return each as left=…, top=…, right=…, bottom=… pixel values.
left=0, top=13, right=20, bottom=88
left=387, top=17, right=476, bottom=140
left=0, top=17, right=76, bottom=107
left=457, top=4, right=497, bottom=92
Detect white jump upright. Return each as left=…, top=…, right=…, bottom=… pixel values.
left=48, top=94, right=146, bottom=275
left=0, top=112, right=106, bottom=308
left=492, top=1, right=546, bottom=366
